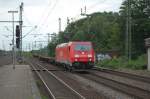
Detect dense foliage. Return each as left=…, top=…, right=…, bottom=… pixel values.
left=49, top=12, right=123, bottom=54
left=65, top=12, right=122, bottom=53
left=47, top=0, right=150, bottom=60
left=120, top=0, right=150, bottom=58
left=97, top=54, right=147, bottom=70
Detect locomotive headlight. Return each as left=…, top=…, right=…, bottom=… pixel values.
left=89, top=58, right=92, bottom=61
left=75, top=59, right=78, bottom=61
left=88, top=54, right=92, bottom=58
left=75, top=54, right=79, bottom=58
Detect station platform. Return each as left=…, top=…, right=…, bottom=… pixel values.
left=0, top=64, right=41, bottom=99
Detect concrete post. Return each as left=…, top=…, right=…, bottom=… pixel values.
left=145, top=38, right=150, bottom=71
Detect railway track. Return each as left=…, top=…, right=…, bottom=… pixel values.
left=93, top=67, right=150, bottom=83
left=29, top=57, right=150, bottom=98
left=31, top=58, right=108, bottom=99
left=78, top=72, right=150, bottom=99
left=26, top=59, right=85, bottom=99
left=81, top=68, right=150, bottom=99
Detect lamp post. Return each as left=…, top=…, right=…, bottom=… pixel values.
left=8, top=11, right=18, bottom=69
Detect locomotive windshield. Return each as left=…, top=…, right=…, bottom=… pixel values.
left=75, top=44, right=92, bottom=51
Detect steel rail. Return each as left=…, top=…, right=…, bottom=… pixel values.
left=93, top=67, right=150, bottom=83
left=84, top=72, right=150, bottom=99
left=27, top=61, right=56, bottom=99
left=35, top=63, right=86, bottom=99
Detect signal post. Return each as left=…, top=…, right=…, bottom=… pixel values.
left=8, top=11, right=18, bottom=69
left=0, top=3, right=23, bottom=69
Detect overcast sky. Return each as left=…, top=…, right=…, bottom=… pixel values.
left=0, top=0, right=124, bottom=51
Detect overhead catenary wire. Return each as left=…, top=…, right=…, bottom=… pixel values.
left=36, top=0, right=53, bottom=27
left=40, top=0, right=59, bottom=27
left=23, top=15, right=34, bottom=26
left=0, top=6, right=19, bottom=15
left=22, top=26, right=37, bottom=38
left=21, top=0, right=54, bottom=41
left=37, top=0, right=58, bottom=27
left=31, top=0, right=59, bottom=36
left=70, top=0, right=107, bottom=22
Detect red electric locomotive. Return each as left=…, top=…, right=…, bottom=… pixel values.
left=55, top=41, right=95, bottom=70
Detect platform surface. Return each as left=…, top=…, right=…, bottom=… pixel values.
left=0, top=65, right=41, bottom=99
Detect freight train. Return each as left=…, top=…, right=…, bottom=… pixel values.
left=34, top=41, right=95, bottom=71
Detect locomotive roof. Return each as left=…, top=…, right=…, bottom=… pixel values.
left=56, top=41, right=92, bottom=48
left=56, top=43, right=68, bottom=48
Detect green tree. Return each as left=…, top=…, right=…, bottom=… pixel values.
left=64, top=12, right=122, bottom=53
left=120, top=0, right=150, bottom=57
left=48, top=12, right=123, bottom=56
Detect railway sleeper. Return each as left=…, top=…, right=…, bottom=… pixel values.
left=32, top=69, right=48, bottom=71
left=32, top=69, right=41, bottom=71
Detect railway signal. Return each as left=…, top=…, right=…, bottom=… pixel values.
left=16, top=25, right=20, bottom=49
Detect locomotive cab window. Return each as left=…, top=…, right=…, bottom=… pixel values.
left=75, top=44, right=92, bottom=51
